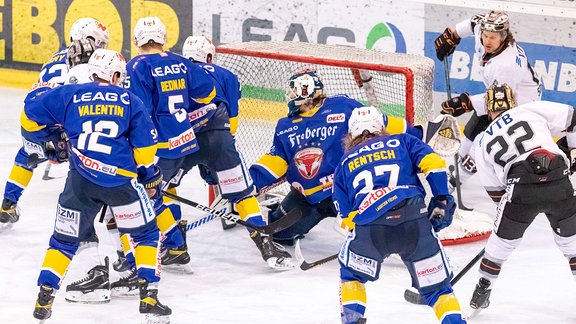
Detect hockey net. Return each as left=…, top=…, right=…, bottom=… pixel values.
left=214, top=41, right=491, bottom=245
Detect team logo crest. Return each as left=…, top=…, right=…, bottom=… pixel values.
left=294, top=147, right=324, bottom=180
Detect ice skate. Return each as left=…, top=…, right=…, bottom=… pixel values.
left=33, top=285, right=55, bottom=322
left=111, top=267, right=139, bottom=297
left=470, top=277, right=491, bottom=310
left=113, top=250, right=131, bottom=272
left=0, top=198, right=20, bottom=231
left=251, top=232, right=294, bottom=271
left=65, top=257, right=111, bottom=303
left=161, top=220, right=193, bottom=274
left=139, top=279, right=171, bottom=324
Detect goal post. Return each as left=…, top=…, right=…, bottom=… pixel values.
left=213, top=41, right=491, bottom=245
left=215, top=40, right=435, bottom=167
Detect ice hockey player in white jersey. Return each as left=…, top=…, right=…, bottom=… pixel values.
left=434, top=10, right=542, bottom=191
left=469, top=83, right=576, bottom=319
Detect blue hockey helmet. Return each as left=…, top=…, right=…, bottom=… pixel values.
left=286, top=69, right=325, bottom=117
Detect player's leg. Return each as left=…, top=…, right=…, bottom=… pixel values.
left=154, top=157, right=192, bottom=273
left=108, top=178, right=171, bottom=321
left=202, top=130, right=293, bottom=270
left=1, top=147, right=37, bottom=226
left=34, top=171, right=105, bottom=320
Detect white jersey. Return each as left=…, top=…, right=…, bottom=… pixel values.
left=65, top=64, right=92, bottom=85
left=455, top=16, right=542, bottom=114
left=474, top=101, right=575, bottom=192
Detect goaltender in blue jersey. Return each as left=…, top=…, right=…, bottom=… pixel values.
left=249, top=69, right=422, bottom=245
left=333, top=106, right=466, bottom=324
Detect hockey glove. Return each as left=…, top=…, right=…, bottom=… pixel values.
left=434, top=28, right=461, bottom=61
left=45, top=126, right=69, bottom=163
left=428, top=195, right=456, bottom=232
left=140, top=166, right=163, bottom=200
left=441, top=93, right=473, bottom=117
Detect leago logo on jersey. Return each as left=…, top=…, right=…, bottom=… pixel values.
left=326, top=113, right=345, bottom=123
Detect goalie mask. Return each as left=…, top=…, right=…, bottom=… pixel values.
left=88, top=49, right=126, bottom=86
left=481, top=11, right=509, bottom=32
left=485, top=82, right=516, bottom=115
left=348, top=106, right=385, bottom=138
left=69, top=18, right=109, bottom=49
left=134, top=16, right=167, bottom=47
left=182, top=36, right=215, bottom=63
left=286, top=69, right=325, bottom=117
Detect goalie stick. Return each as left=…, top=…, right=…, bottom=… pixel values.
left=443, top=57, right=472, bottom=211
left=162, top=190, right=302, bottom=235
left=351, top=68, right=379, bottom=107
left=294, top=238, right=338, bottom=271
left=403, top=248, right=485, bottom=305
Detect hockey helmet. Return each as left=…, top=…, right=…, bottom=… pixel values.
left=481, top=11, right=509, bottom=32
left=485, top=82, right=516, bottom=114
left=69, top=18, right=109, bottom=49
left=286, top=69, right=325, bottom=117
left=133, top=16, right=167, bottom=47
left=88, top=48, right=126, bottom=85
left=348, top=106, right=385, bottom=138
left=182, top=36, right=215, bottom=63
left=67, top=38, right=97, bottom=69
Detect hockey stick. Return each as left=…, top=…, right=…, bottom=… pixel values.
left=162, top=190, right=302, bottom=235
left=294, top=238, right=339, bottom=271
left=443, top=57, right=472, bottom=211
left=351, top=68, right=379, bottom=107
left=403, top=248, right=486, bottom=305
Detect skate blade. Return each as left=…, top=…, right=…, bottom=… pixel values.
left=111, top=287, right=139, bottom=298
left=161, top=263, right=194, bottom=274
left=0, top=222, right=14, bottom=233
left=267, top=257, right=294, bottom=271
left=141, top=313, right=170, bottom=324
left=464, top=306, right=483, bottom=320
left=65, top=290, right=111, bottom=304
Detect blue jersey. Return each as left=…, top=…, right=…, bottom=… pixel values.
left=126, top=52, right=216, bottom=159
left=250, top=95, right=363, bottom=204
left=38, top=48, right=68, bottom=84
left=190, top=62, right=241, bottom=135
left=21, top=82, right=158, bottom=188
left=332, top=134, right=448, bottom=226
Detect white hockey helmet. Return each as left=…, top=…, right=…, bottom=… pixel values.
left=69, top=18, right=109, bottom=49
left=348, top=106, right=385, bottom=138
left=182, top=36, right=215, bottom=63
left=133, top=16, right=167, bottom=47
left=88, top=48, right=126, bottom=85
left=481, top=11, right=510, bottom=32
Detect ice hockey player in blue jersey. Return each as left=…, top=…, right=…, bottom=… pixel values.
left=249, top=69, right=422, bottom=246
left=0, top=17, right=109, bottom=229
left=333, top=106, right=466, bottom=324
left=22, top=48, right=171, bottom=323
left=179, top=35, right=294, bottom=270
left=125, top=17, right=216, bottom=274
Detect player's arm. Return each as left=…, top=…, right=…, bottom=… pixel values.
left=128, top=94, right=158, bottom=180
left=249, top=131, right=289, bottom=192
left=224, top=72, right=241, bottom=136
left=187, top=63, right=217, bottom=105
left=384, top=115, right=423, bottom=139
left=408, top=135, right=449, bottom=197
left=125, top=61, right=155, bottom=115
left=332, top=166, right=356, bottom=231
